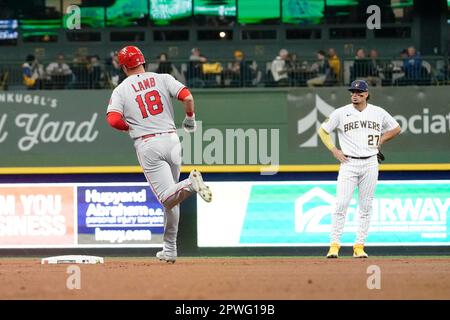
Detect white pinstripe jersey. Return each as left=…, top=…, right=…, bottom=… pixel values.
left=321, top=103, right=399, bottom=157
left=107, top=72, right=185, bottom=139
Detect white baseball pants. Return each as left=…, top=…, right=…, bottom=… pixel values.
left=134, top=132, right=194, bottom=253
left=330, top=156, right=379, bottom=245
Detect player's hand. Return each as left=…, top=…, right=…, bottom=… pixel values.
left=182, top=115, right=197, bottom=133
left=331, top=148, right=348, bottom=163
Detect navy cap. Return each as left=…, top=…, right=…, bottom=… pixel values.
left=348, top=80, right=369, bottom=92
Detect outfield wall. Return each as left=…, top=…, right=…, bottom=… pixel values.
left=0, top=87, right=449, bottom=173
left=0, top=87, right=449, bottom=255
left=0, top=171, right=449, bottom=255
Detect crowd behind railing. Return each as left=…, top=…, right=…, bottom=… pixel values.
left=1, top=46, right=449, bottom=91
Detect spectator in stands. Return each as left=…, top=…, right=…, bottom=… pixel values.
left=156, top=53, right=185, bottom=83
left=271, top=48, right=289, bottom=86
left=436, top=58, right=450, bottom=83
left=395, top=46, right=425, bottom=85
left=187, top=47, right=207, bottom=88
left=327, top=48, right=341, bottom=83
left=46, top=54, right=72, bottom=89
left=105, top=51, right=126, bottom=88
left=87, top=55, right=102, bottom=89
left=224, top=50, right=256, bottom=87
left=224, top=50, right=242, bottom=87
left=156, top=53, right=172, bottom=74
left=306, top=50, right=331, bottom=87
left=22, top=54, right=45, bottom=90
left=286, top=53, right=308, bottom=86
left=351, top=49, right=370, bottom=80
left=351, top=48, right=382, bottom=86
left=71, top=52, right=89, bottom=89
left=403, top=46, right=423, bottom=80
left=369, top=49, right=381, bottom=71
left=392, top=49, right=408, bottom=73
left=368, top=49, right=383, bottom=86
left=399, top=48, right=408, bottom=60
left=387, top=49, right=407, bottom=85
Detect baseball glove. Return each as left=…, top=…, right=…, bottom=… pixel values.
left=377, top=151, right=385, bottom=164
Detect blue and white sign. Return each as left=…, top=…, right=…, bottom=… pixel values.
left=0, top=20, right=18, bottom=40
left=77, top=184, right=164, bottom=247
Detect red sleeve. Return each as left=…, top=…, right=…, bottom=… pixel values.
left=106, top=112, right=129, bottom=131
left=177, top=87, right=191, bottom=101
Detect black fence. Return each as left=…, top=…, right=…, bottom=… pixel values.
left=1, top=56, right=449, bottom=91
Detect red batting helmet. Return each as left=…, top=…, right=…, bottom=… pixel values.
left=118, top=46, right=146, bottom=69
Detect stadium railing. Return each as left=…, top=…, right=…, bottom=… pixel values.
left=0, top=57, right=448, bottom=91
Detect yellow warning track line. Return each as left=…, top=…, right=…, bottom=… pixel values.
left=0, top=164, right=448, bottom=175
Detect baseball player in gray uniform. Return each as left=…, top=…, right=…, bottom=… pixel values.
left=106, top=46, right=212, bottom=263
left=318, top=80, right=401, bottom=258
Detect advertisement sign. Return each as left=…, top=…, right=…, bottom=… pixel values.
left=197, top=181, right=450, bottom=246
left=287, top=87, right=450, bottom=164
left=0, top=183, right=164, bottom=248
left=0, top=19, right=18, bottom=40
left=1, top=87, right=449, bottom=171
left=0, top=185, right=75, bottom=247
left=77, top=185, right=164, bottom=246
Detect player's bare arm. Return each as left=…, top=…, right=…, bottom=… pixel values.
left=318, top=127, right=348, bottom=163
left=379, top=125, right=401, bottom=148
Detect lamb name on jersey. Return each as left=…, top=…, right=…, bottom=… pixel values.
left=107, top=72, right=185, bottom=139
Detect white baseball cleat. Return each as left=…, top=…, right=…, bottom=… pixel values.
left=156, top=250, right=177, bottom=264
left=189, top=169, right=212, bottom=203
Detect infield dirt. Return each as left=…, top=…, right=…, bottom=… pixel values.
left=0, top=257, right=449, bottom=299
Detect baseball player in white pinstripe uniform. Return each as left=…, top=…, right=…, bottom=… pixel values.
left=318, top=80, right=401, bottom=258
left=106, top=46, right=212, bottom=263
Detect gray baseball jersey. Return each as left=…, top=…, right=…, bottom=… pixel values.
left=321, top=103, right=399, bottom=157
left=107, top=72, right=185, bottom=139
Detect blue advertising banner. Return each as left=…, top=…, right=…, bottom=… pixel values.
left=77, top=184, right=164, bottom=247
